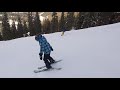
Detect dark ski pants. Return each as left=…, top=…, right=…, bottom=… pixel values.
left=43, top=54, right=55, bottom=69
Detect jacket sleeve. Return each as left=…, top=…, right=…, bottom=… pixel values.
left=50, top=46, right=53, bottom=51
left=39, top=36, right=45, bottom=54
left=43, top=36, right=53, bottom=51
left=42, top=36, right=47, bottom=42
left=40, top=46, right=43, bottom=54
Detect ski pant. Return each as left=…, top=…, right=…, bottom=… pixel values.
left=43, top=54, right=54, bottom=69
left=61, top=31, right=64, bottom=36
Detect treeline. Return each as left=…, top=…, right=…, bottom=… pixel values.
left=1, top=12, right=120, bottom=41
left=74, top=12, right=120, bottom=29
left=43, top=12, right=120, bottom=33
left=1, top=12, right=42, bottom=41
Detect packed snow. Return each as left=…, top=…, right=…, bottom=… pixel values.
left=0, top=23, right=120, bottom=78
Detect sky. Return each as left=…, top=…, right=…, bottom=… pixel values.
left=0, top=22, right=120, bottom=78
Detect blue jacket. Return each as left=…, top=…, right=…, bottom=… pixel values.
left=35, top=34, right=53, bottom=54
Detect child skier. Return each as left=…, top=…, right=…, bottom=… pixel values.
left=61, top=28, right=66, bottom=36
left=35, top=34, right=55, bottom=69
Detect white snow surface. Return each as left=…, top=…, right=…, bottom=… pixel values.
left=0, top=23, right=120, bottom=78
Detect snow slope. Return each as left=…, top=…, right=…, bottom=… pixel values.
left=0, top=23, right=120, bottom=78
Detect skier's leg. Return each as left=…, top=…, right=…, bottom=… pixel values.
left=43, top=54, right=52, bottom=69
left=47, top=54, right=55, bottom=64
left=61, top=32, right=63, bottom=36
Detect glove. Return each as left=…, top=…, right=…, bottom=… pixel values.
left=40, top=57, right=42, bottom=60
left=50, top=46, right=53, bottom=51
left=39, top=53, right=43, bottom=60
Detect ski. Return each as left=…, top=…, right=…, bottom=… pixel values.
left=38, top=59, right=62, bottom=69
left=34, top=67, right=62, bottom=73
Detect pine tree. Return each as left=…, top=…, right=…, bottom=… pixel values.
left=51, top=12, right=58, bottom=33
left=17, top=16, right=24, bottom=38
left=42, top=19, right=46, bottom=33
left=28, top=12, right=35, bottom=36
left=0, top=32, right=3, bottom=41
left=94, top=12, right=114, bottom=26
left=80, top=12, right=99, bottom=28
left=23, top=21, right=28, bottom=37
left=34, top=12, right=42, bottom=34
left=59, top=12, right=65, bottom=32
left=99, top=12, right=113, bottom=25
left=91, top=12, right=100, bottom=26
left=42, top=19, right=49, bottom=34
left=46, top=19, right=51, bottom=33
left=79, top=12, right=115, bottom=29
left=65, top=12, right=75, bottom=31
left=2, top=12, right=12, bottom=40
left=11, top=21, right=17, bottom=39
left=110, top=12, right=120, bottom=23
left=80, top=12, right=91, bottom=28
left=74, top=12, right=85, bottom=30
left=34, top=12, right=41, bottom=34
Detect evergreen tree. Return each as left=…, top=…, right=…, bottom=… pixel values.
left=94, top=12, right=114, bottom=26
left=28, top=12, right=35, bottom=36
left=74, top=12, right=85, bottom=30
left=43, top=18, right=51, bottom=34
left=0, top=32, right=3, bottom=41
left=42, top=19, right=46, bottom=33
left=110, top=12, right=120, bottom=23
left=51, top=12, right=58, bottom=33
left=17, top=16, right=24, bottom=38
left=11, top=21, right=17, bottom=39
left=59, top=12, right=65, bottom=32
left=65, top=12, right=75, bottom=31
left=77, top=12, right=115, bottom=29
left=2, top=12, right=12, bottom=40
left=46, top=19, right=51, bottom=33
left=91, top=12, right=100, bottom=26
left=81, top=12, right=93, bottom=28
left=34, top=12, right=41, bottom=34
left=80, top=12, right=100, bottom=28
left=98, top=12, right=113, bottom=25
left=23, top=21, right=28, bottom=37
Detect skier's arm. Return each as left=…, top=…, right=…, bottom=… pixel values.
left=42, top=36, right=47, bottom=42
left=50, top=46, right=53, bottom=51
left=39, top=52, right=43, bottom=60
left=42, top=36, right=53, bottom=51
left=40, top=47, right=43, bottom=55
left=39, top=46, right=43, bottom=60
left=48, top=43, right=53, bottom=51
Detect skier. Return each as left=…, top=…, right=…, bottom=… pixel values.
left=61, top=28, right=66, bottom=36
left=35, top=33, right=55, bottom=69
left=61, top=21, right=67, bottom=36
